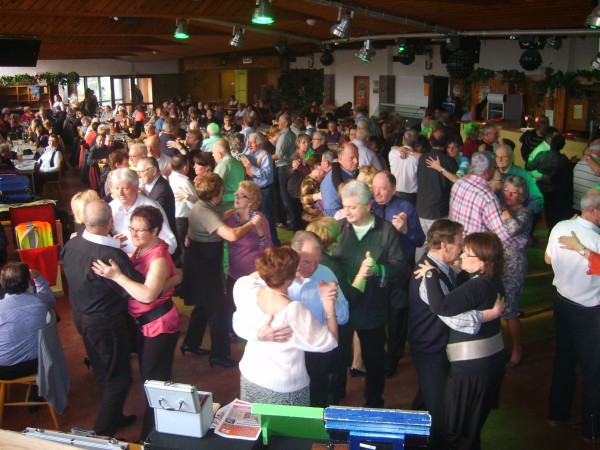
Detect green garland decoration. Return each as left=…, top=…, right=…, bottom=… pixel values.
left=0, top=72, right=79, bottom=87
left=463, top=67, right=600, bottom=105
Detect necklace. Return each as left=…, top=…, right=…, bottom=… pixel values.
left=267, top=288, right=291, bottom=300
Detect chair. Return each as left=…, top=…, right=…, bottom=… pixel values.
left=0, top=374, right=59, bottom=428
left=41, top=160, right=64, bottom=200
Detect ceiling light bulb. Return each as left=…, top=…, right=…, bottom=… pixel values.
left=355, top=40, right=375, bottom=63
left=586, top=6, right=600, bottom=29
left=591, top=52, right=600, bottom=70
left=174, top=20, right=189, bottom=39
left=252, top=0, right=274, bottom=25
left=230, top=27, right=244, bottom=48
left=330, top=11, right=352, bottom=38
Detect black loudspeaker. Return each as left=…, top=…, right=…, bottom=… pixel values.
left=440, top=37, right=480, bottom=64
left=0, top=38, right=41, bottom=67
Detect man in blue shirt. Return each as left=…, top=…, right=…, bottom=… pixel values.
left=322, top=143, right=359, bottom=216
left=289, top=231, right=349, bottom=407
left=370, top=171, right=425, bottom=377
left=243, top=131, right=279, bottom=246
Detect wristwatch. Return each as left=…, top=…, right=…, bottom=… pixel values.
left=578, top=247, right=587, bottom=256
left=425, top=270, right=435, bottom=278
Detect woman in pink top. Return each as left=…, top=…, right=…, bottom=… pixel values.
left=92, top=205, right=180, bottom=440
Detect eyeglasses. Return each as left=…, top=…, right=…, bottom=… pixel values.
left=128, top=226, right=150, bottom=234
left=234, top=193, right=249, bottom=199
left=137, top=167, right=153, bottom=175
left=503, top=189, right=521, bottom=196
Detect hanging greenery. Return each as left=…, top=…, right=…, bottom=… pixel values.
left=461, top=67, right=600, bottom=105
left=278, top=69, right=324, bottom=114
left=0, top=72, right=79, bottom=87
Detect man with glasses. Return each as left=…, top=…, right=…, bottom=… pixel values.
left=311, top=131, right=328, bottom=155
left=108, top=167, right=177, bottom=255
left=128, top=142, right=147, bottom=171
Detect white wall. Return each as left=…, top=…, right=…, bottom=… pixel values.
left=0, top=59, right=179, bottom=76
left=291, top=36, right=600, bottom=109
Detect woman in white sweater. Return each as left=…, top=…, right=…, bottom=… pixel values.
left=233, top=247, right=338, bottom=406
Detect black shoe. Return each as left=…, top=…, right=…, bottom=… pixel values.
left=117, top=415, right=137, bottom=429
left=350, top=367, right=366, bottom=378
left=180, top=344, right=210, bottom=356
left=209, top=356, right=238, bottom=368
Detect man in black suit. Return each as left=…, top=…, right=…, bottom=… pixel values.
left=137, top=156, right=179, bottom=260
left=408, top=219, right=501, bottom=449
left=61, top=200, right=143, bottom=436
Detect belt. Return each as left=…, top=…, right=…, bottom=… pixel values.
left=134, top=299, right=174, bottom=327
left=557, top=292, right=600, bottom=308
left=446, top=333, right=504, bottom=362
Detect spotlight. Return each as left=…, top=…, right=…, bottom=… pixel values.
left=546, top=36, right=562, bottom=51
left=252, top=0, right=274, bottom=25
left=320, top=46, right=334, bottom=66
left=518, top=35, right=546, bottom=50
left=331, top=8, right=353, bottom=39
left=275, top=37, right=287, bottom=55
left=591, top=52, right=600, bottom=70
left=356, top=40, right=375, bottom=63
left=586, top=5, right=600, bottom=29
left=397, top=38, right=408, bottom=54
left=230, top=27, right=244, bottom=48
left=174, top=19, right=189, bottom=39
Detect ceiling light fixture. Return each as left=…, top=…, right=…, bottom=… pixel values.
left=397, top=38, right=407, bottom=53
left=330, top=8, right=353, bottom=39
left=592, top=52, right=600, bottom=70
left=252, top=0, right=275, bottom=25
left=355, top=39, right=375, bottom=63
left=275, top=37, right=287, bottom=55
left=174, top=19, right=190, bottom=39
left=230, top=26, right=245, bottom=48
left=320, top=44, right=334, bottom=66
left=586, top=5, right=600, bottom=29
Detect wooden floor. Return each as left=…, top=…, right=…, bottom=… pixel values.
left=0, top=168, right=594, bottom=449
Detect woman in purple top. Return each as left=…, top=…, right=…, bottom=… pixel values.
left=225, top=180, right=273, bottom=337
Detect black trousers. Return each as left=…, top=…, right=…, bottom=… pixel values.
left=549, top=293, right=600, bottom=440
left=184, top=303, right=230, bottom=358
left=305, top=350, right=333, bottom=407
left=175, top=217, right=189, bottom=258
left=73, top=312, right=132, bottom=437
left=327, top=323, right=353, bottom=405
left=411, top=351, right=450, bottom=450
left=385, top=305, right=408, bottom=370
left=138, top=329, right=180, bottom=441
left=0, top=358, right=38, bottom=380
left=357, top=324, right=386, bottom=408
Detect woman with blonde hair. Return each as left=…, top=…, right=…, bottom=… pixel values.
left=70, top=189, right=100, bottom=236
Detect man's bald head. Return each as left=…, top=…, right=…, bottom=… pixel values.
left=83, top=200, right=112, bottom=233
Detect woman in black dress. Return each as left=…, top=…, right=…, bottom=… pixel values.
left=415, top=232, right=505, bottom=450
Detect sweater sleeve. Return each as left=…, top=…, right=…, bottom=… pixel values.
left=425, top=272, right=486, bottom=316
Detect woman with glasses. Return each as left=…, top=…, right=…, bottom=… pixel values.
left=179, top=173, right=262, bottom=368
left=499, top=175, right=531, bottom=368
left=415, top=232, right=505, bottom=450
left=91, top=205, right=181, bottom=441
left=225, top=181, right=272, bottom=339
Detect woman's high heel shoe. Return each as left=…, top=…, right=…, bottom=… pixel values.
left=180, top=343, right=210, bottom=356
left=350, top=367, right=366, bottom=378
left=209, top=356, right=238, bottom=368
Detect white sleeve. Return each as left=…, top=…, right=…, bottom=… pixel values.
left=286, top=302, right=338, bottom=352
left=232, top=276, right=262, bottom=342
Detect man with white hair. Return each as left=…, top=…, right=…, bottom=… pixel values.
left=353, top=127, right=382, bottom=170
left=389, top=129, right=420, bottom=205
left=449, top=151, right=515, bottom=244
left=201, top=123, right=221, bottom=153
left=479, top=124, right=499, bottom=153
left=128, top=142, right=148, bottom=171
left=109, top=168, right=177, bottom=255
left=212, top=139, right=245, bottom=212
left=332, top=179, right=410, bottom=408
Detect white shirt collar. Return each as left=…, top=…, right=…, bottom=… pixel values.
left=82, top=230, right=121, bottom=248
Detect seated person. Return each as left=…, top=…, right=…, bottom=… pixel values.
left=35, top=134, right=63, bottom=194
left=0, top=263, right=55, bottom=379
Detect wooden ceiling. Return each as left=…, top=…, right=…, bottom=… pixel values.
left=0, top=0, right=596, bottom=62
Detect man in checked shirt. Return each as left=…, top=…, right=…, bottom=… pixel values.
left=408, top=219, right=503, bottom=450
